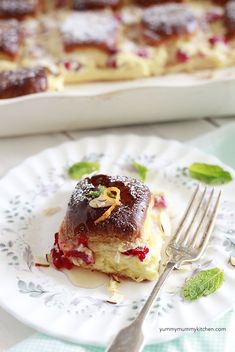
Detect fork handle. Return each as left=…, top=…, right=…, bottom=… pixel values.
left=106, top=261, right=175, bottom=352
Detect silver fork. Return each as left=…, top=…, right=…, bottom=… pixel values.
left=106, top=186, right=221, bottom=352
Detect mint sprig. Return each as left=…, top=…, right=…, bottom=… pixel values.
left=132, top=161, right=149, bottom=182
left=182, top=268, right=224, bottom=301
left=87, top=185, right=106, bottom=198
left=189, top=163, right=232, bottom=185
left=68, top=161, right=100, bottom=180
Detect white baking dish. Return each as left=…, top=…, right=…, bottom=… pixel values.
left=1, top=66, right=235, bottom=137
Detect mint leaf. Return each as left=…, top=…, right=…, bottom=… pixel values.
left=87, top=185, right=106, bottom=198
left=189, top=163, right=232, bottom=185
left=132, top=161, right=149, bottom=182
left=182, top=268, right=224, bottom=301
left=87, top=190, right=101, bottom=198
left=68, top=161, right=100, bottom=180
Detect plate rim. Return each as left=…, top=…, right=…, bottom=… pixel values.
left=0, top=295, right=234, bottom=347
left=1, top=133, right=235, bottom=180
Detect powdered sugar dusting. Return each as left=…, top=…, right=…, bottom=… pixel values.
left=69, top=178, right=94, bottom=204
left=67, top=175, right=151, bottom=241
left=108, top=175, right=148, bottom=200
left=61, top=12, right=120, bottom=52
left=0, top=19, right=21, bottom=57
left=142, top=3, right=197, bottom=42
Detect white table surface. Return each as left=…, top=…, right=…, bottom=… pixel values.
left=0, top=116, right=235, bottom=351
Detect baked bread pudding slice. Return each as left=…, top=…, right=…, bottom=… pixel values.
left=51, top=174, right=170, bottom=282
left=0, top=66, right=63, bottom=99
left=0, top=0, right=40, bottom=20
left=59, top=10, right=158, bottom=83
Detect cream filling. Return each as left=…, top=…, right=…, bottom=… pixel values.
left=68, top=205, right=171, bottom=282
left=48, top=73, right=64, bottom=91
left=0, top=60, right=17, bottom=72
left=59, top=47, right=166, bottom=83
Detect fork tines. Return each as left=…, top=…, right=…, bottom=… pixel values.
left=171, top=185, right=222, bottom=252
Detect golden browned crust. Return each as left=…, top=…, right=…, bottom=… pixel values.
left=0, top=19, right=21, bottom=60
left=135, top=0, right=186, bottom=7
left=0, top=0, right=40, bottom=20
left=61, top=12, right=121, bottom=54
left=225, top=1, right=235, bottom=37
left=141, top=3, right=198, bottom=46
left=72, top=0, right=121, bottom=11
left=0, top=66, right=48, bottom=99
left=59, top=174, right=151, bottom=245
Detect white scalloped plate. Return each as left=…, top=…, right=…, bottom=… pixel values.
left=1, top=66, right=235, bottom=137
left=0, top=135, right=234, bottom=346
